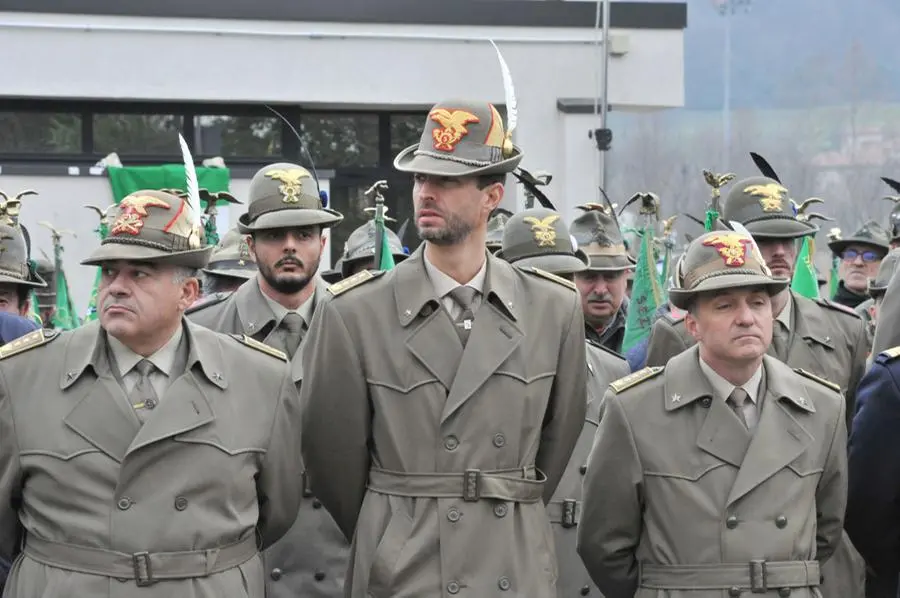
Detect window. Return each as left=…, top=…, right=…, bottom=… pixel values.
left=300, top=113, right=378, bottom=168
left=194, top=115, right=282, bottom=158
left=93, top=113, right=183, bottom=155
left=390, top=114, right=426, bottom=157
left=0, top=112, right=81, bottom=153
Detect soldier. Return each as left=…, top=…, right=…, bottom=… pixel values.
left=569, top=204, right=634, bottom=353
left=199, top=227, right=257, bottom=297
left=828, top=220, right=890, bottom=309
left=854, top=248, right=900, bottom=356
left=300, top=99, right=587, bottom=597
left=485, top=207, right=514, bottom=254
left=337, top=209, right=409, bottom=280
left=497, top=206, right=629, bottom=597
left=0, top=189, right=302, bottom=597
left=578, top=229, right=847, bottom=598
left=0, top=223, right=46, bottom=318
left=187, top=163, right=349, bottom=598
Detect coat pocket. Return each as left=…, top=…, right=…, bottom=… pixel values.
left=367, top=508, right=413, bottom=598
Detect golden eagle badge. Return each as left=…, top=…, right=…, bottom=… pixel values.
left=702, top=233, right=752, bottom=267
left=523, top=214, right=560, bottom=247
left=111, top=196, right=170, bottom=236
left=265, top=168, right=310, bottom=204
left=429, top=109, right=480, bottom=152
left=744, top=183, right=787, bottom=212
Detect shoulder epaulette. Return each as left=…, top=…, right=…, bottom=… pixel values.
left=586, top=338, right=627, bottom=362
left=878, top=346, right=900, bottom=362
left=525, top=267, right=577, bottom=291
left=0, top=329, right=59, bottom=360
left=327, top=269, right=383, bottom=297
left=793, top=368, right=841, bottom=393
left=815, top=297, right=861, bottom=319
left=186, top=292, right=231, bottom=314
left=609, top=366, right=663, bottom=393
left=230, top=334, right=288, bottom=362
left=661, top=311, right=686, bottom=325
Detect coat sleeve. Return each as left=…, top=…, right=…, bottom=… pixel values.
left=815, top=391, right=847, bottom=565
left=536, top=291, right=587, bottom=503
left=845, top=362, right=900, bottom=575
left=577, top=393, right=643, bottom=598
left=256, top=367, right=304, bottom=549
left=644, top=317, right=688, bottom=367
left=299, top=300, right=371, bottom=541
left=0, top=368, right=22, bottom=565
left=872, top=268, right=900, bottom=356
left=842, top=317, right=867, bottom=423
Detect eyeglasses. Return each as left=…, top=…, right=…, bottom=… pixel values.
left=841, top=249, right=881, bottom=263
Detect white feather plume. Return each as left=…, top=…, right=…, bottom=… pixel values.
left=729, top=220, right=774, bottom=277
left=177, top=133, right=203, bottom=248
left=490, top=40, right=517, bottom=136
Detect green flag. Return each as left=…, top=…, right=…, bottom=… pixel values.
left=84, top=221, right=109, bottom=322
left=829, top=256, right=840, bottom=299
left=790, top=237, right=820, bottom=299
left=107, top=165, right=230, bottom=203
left=622, top=229, right=664, bottom=352
left=375, top=211, right=395, bottom=272
left=51, top=268, right=80, bottom=329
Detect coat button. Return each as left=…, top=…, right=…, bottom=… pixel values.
left=447, top=508, right=461, bottom=523
left=498, top=576, right=511, bottom=591
left=117, top=497, right=133, bottom=511
left=728, top=587, right=741, bottom=597
left=144, top=397, right=157, bottom=410
left=447, top=580, right=460, bottom=594
left=493, top=433, right=506, bottom=448
left=303, top=488, right=314, bottom=498
left=313, top=499, right=323, bottom=509
left=700, top=397, right=712, bottom=408
left=270, top=568, right=283, bottom=581
left=726, top=515, right=739, bottom=529
left=775, top=515, right=787, bottom=528
left=444, top=435, right=459, bottom=451
left=314, top=570, right=326, bottom=581
left=579, top=465, right=587, bottom=475
left=174, top=496, right=188, bottom=511
left=580, top=586, right=591, bottom=595
left=493, top=503, right=508, bottom=518
left=778, top=589, right=791, bottom=597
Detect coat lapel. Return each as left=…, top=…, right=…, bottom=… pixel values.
left=234, top=277, right=277, bottom=340
left=726, top=357, right=816, bottom=506
left=441, top=257, right=522, bottom=423
left=61, top=322, right=141, bottom=463
left=124, top=323, right=225, bottom=458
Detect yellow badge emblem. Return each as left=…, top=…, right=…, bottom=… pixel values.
left=522, top=214, right=560, bottom=247
left=702, top=233, right=753, bottom=267
left=265, top=168, right=311, bottom=204
left=744, top=183, right=787, bottom=212
left=111, top=195, right=170, bottom=236
left=429, top=109, right=480, bottom=152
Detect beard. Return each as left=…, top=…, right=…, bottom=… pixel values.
left=416, top=210, right=474, bottom=246
left=258, top=255, right=319, bottom=294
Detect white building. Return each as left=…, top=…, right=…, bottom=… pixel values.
left=0, top=0, right=686, bottom=310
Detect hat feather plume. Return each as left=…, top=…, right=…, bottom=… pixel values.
left=490, top=40, right=517, bottom=137
left=178, top=133, right=203, bottom=247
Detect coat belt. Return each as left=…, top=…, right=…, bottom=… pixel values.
left=367, top=467, right=545, bottom=502
left=639, top=561, right=821, bottom=593
left=547, top=498, right=580, bottom=528
left=23, top=533, right=259, bottom=587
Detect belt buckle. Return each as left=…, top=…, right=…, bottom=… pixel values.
left=562, top=499, right=577, bottom=528
left=132, top=551, right=154, bottom=587
left=463, top=469, right=481, bottom=502
left=749, top=559, right=767, bottom=594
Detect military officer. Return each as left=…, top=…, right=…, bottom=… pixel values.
left=0, top=189, right=302, bottom=598
left=497, top=206, right=628, bottom=597
left=578, top=229, right=847, bottom=598
left=338, top=210, right=409, bottom=280
left=0, top=223, right=46, bottom=318
left=187, top=163, right=349, bottom=598
left=828, top=220, right=890, bottom=309
left=569, top=204, right=634, bottom=353
left=300, top=99, right=587, bottom=598
left=485, top=207, right=514, bottom=254
left=854, top=248, right=900, bottom=356
left=198, top=226, right=257, bottom=297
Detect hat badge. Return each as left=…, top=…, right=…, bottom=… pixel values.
left=264, top=168, right=309, bottom=203
left=522, top=214, right=560, bottom=247
left=702, top=233, right=752, bottom=267
left=743, top=183, right=787, bottom=212
left=111, top=195, right=170, bottom=236
left=429, top=108, right=480, bottom=152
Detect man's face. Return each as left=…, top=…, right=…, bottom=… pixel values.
left=574, top=269, right=629, bottom=329
left=346, top=258, right=374, bottom=278
left=756, top=238, right=797, bottom=280
left=413, top=174, right=502, bottom=245
left=0, top=283, right=28, bottom=317
left=838, top=243, right=884, bottom=294
left=249, top=227, right=325, bottom=295
left=685, top=288, right=773, bottom=366
left=98, top=261, right=198, bottom=347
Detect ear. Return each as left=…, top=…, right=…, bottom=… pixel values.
left=484, top=183, right=504, bottom=214
left=684, top=311, right=701, bottom=341
left=246, top=234, right=258, bottom=259
left=177, top=278, right=201, bottom=312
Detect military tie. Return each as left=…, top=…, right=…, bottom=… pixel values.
left=448, top=286, right=478, bottom=347
left=727, top=387, right=752, bottom=431
left=129, top=359, right=160, bottom=423
left=771, top=321, right=789, bottom=361
left=279, top=312, right=305, bottom=359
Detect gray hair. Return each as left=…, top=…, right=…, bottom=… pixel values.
left=171, top=267, right=199, bottom=285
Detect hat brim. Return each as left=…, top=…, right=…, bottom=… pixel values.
left=583, top=252, right=635, bottom=272
left=393, top=144, right=523, bottom=177
left=828, top=238, right=890, bottom=256
left=341, top=252, right=409, bottom=278
left=82, top=242, right=214, bottom=269
left=238, top=208, right=344, bottom=233
left=743, top=218, right=818, bottom=239
left=501, top=249, right=590, bottom=276
left=319, top=269, right=343, bottom=285
left=668, top=274, right=789, bottom=310
left=201, top=267, right=257, bottom=280
left=0, top=271, right=46, bottom=288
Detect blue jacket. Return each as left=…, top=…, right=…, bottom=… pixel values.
left=0, top=312, right=38, bottom=345
left=846, top=348, right=900, bottom=597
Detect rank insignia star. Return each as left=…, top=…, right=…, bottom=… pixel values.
left=671, top=393, right=681, bottom=403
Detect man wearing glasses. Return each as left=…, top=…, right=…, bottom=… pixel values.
left=828, top=221, right=890, bottom=309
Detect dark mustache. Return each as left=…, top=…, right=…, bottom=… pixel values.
left=102, top=298, right=135, bottom=312
left=587, top=293, right=613, bottom=303
left=276, top=257, right=303, bottom=268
